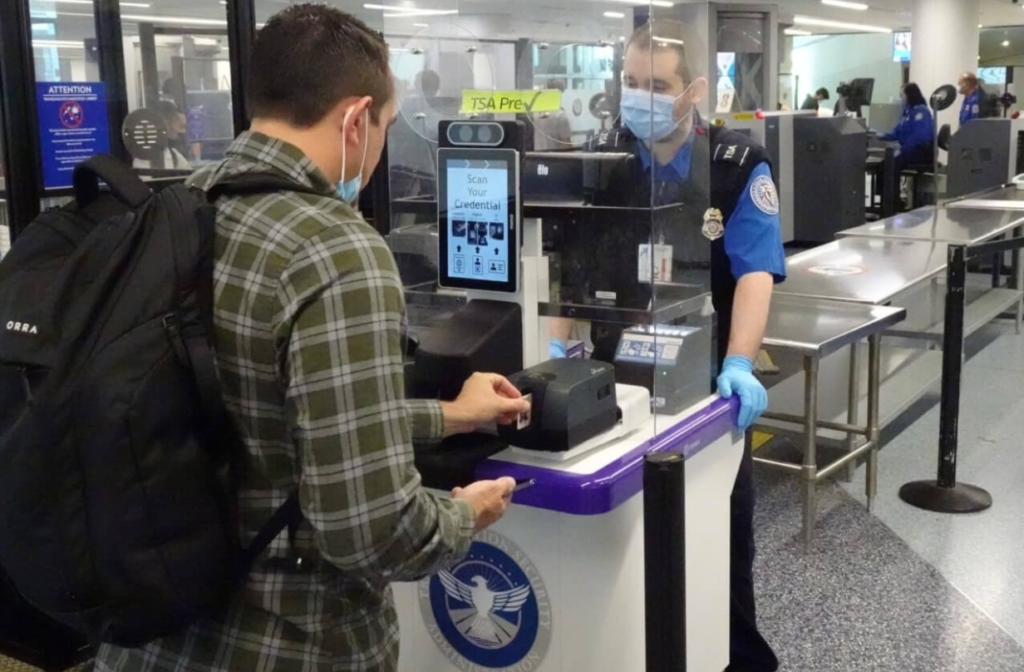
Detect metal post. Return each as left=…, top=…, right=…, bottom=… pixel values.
left=881, top=147, right=898, bottom=217
left=802, top=355, right=819, bottom=547
left=139, top=23, right=160, bottom=109
left=1013, top=226, right=1023, bottom=335
left=226, top=0, right=257, bottom=134
left=843, top=342, right=860, bottom=483
left=866, top=333, right=882, bottom=511
left=899, top=244, right=992, bottom=513
left=0, top=0, right=43, bottom=241
left=94, top=0, right=130, bottom=162
left=644, top=453, right=686, bottom=672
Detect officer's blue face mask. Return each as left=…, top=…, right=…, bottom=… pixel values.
left=337, top=107, right=369, bottom=205
left=620, top=85, right=694, bottom=143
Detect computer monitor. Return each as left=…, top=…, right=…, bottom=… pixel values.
left=437, top=147, right=520, bottom=293
left=978, top=67, right=1008, bottom=86
left=522, top=152, right=635, bottom=206
left=892, top=32, right=911, bottom=63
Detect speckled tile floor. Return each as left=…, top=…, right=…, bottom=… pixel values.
left=754, top=321, right=1024, bottom=671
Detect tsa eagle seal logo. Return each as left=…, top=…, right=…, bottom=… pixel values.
left=419, top=532, right=552, bottom=669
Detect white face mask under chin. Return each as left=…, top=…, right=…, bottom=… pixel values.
left=337, top=108, right=369, bottom=205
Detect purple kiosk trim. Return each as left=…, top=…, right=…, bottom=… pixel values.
left=476, top=396, right=739, bottom=516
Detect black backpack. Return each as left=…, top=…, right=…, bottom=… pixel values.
left=0, top=156, right=309, bottom=648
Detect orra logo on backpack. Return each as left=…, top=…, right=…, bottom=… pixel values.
left=5, top=321, right=38, bottom=336
left=419, top=532, right=552, bottom=670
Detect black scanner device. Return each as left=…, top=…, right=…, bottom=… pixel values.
left=498, top=359, right=618, bottom=453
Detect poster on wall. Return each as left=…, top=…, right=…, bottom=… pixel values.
left=36, top=82, right=110, bottom=189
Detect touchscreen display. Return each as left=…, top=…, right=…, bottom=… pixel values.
left=445, top=159, right=511, bottom=283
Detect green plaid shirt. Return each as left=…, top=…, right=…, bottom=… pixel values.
left=95, top=132, right=475, bottom=672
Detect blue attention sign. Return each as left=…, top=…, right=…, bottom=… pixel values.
left=36, top=82, right=110, bottom=189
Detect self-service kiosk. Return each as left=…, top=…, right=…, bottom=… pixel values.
left=394, top=121, right=745, bottom=672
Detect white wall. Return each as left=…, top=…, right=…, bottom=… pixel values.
left=911, top=0, right=980, bottom=132
left=791, top=33, right=904, bottom=109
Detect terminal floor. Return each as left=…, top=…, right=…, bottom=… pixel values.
left=755, top=320, right=1024, bottom=671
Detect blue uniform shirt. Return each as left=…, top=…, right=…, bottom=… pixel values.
left=638, top=142, right=787, bottom=283
left=880, top=103, right=934, bottom=155
left=960, top=89, right=981, bottom=126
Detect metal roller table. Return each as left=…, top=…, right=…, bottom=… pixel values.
left=757, top=297, right=906, bottom=545
left=946, top=183, right=1024, bottom=210
left=764, top=238, right=950, bottom=467
left=836, top=205, right=1024, bottom=335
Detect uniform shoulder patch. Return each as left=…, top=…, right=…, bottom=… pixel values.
left=749, top=174, right=779, bottom=216
left=915, top=112, right=924, bottom=121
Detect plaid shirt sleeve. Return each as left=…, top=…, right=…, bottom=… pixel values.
left=275, top=222, right=475, bottom=582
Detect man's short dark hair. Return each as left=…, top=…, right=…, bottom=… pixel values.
left=249, top=4, right=391, bottom=127
left=815, top=87, right=830, bottom=100
left=626, top=20, right=695, bottom=84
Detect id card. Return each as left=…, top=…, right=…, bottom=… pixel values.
left=638, top=244, right=673, bottom=283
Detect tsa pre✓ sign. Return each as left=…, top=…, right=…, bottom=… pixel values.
left=37, top=82, right=110, bottom=189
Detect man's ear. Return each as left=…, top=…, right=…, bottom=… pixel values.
left=334, top=96, right=373, bottom=142
left=688, top=76, right=709, bottom=105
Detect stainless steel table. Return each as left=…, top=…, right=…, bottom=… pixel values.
left=776, top=237, right=950, bottom=305
left=837, top=205, right=1024, bottom=245
left=758, top=297, right=907, bottom=546
left=947, top=184, right=1024, bottom=209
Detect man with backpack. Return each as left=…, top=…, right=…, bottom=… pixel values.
left=91, top=5, right=528, bottom=671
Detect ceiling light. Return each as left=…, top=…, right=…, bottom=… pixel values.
left=122, top=14, right=227, bottom=26
left=607, top=0, right=674, bottom=7
left=821, top=0, right=869, bottom=10
left=1002, top=40, right=1011, bottom=47
left=785, top=28, right=813, bottom=36
left=33, top=39, right=84, bottom=49
left=414, top=22, right=429, bottom=27
left=366, top=3, right=458, bottom=16
left=48, top=0, right=152, bottom=6
left=793, top=15, right=891, bottom=33
left=604, top=11, right=625, bottom=18
left=653, top=35, right=684, bottom=45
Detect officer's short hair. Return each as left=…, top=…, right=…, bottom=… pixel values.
left=626, top=20, right=704, bottom=85
left=815, top=87, right=830, bottom=100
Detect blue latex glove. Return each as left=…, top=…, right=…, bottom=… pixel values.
left=717, top=355, right=767, bottom=431
left=549, top=338, right=567, bottom=359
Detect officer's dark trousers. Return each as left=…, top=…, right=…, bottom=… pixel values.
left=727, top=441, right=779, bottom=672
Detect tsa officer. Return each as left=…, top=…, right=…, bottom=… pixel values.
left=589, top=19, right=786, bottom=672
left=879, top=82, right=935, bottom=172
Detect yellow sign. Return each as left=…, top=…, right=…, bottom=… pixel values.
left=461, top=89, right=563, bottom=114
left=733, top=112, right=756, bottom=121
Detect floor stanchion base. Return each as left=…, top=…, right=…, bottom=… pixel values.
left=898, top=481, right=993, bottom=513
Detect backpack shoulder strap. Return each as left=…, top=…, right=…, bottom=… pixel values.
left=73, top=155, right=153, bottom=209
left=206, top=174, right=330, bottom=202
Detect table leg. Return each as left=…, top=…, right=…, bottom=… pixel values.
left=843, top=342, right=861, bottom=483
left=866, top=333, right=882, bottom=513
left=1013, top=226, right=1023, bottom=335
left=802, top=355, right=819, bottom=548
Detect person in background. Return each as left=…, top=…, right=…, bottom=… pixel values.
left=132, top=100, right=192, bottom=171
left=879, top=82, right=935, bottom=172
left=958, top=72, right=997, bottom=126
left=97, top=5, right=528, bottom=672
left=800, top=87, right=831, bottom=112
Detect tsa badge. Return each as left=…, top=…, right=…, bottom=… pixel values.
left=703, top=208, right=725, bottom=241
